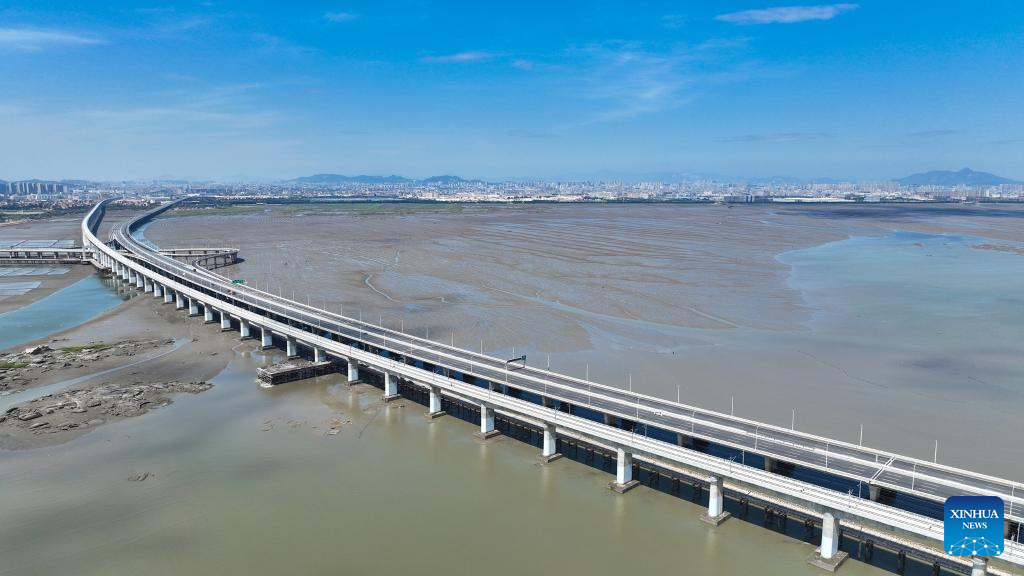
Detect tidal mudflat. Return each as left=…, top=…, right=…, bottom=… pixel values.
left=146, top=202, right=1024, bottom=478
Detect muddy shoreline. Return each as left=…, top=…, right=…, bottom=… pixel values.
left=0, top=293, right=242, bottom=449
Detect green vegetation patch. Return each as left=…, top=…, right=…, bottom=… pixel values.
left=0, top=362, right=27, bottom=370
left=59, top=343, right=113, bottom=353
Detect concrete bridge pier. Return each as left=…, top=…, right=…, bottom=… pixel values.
left=188, top=297, right=199, bottom=317
left=610, top=447, right=639, bottom=493
left=285, top=336, right=298, bottom=358
left=313, top=347, right=326, bottom=363
left=135, top=273, right=144, bottom=289
left=144, top=278, right=153, bottom=293
left=164, top=288, right=174, bottom=304
left=260, top=327, right=274, bottom=349
left=700, top=476, right=731, bottom=526
left=764, top=456, right=774, bottom=472
left=676, top=432, right=688, bottom=446
left=203, top=304, right=215, bottom=324
left=808, top=512, right=848, bottom=571
left=475, top=404, right=500, bottom=440
left=219, top=309, right=231, bottom=331
left=153, top=283, right=163, bottom=298
left=239, top=319, right=251, bottom=339
left=425, top=386, right=446, bottom=419
left=346, top=359, right=359, bottom=383
left=382, top=371, right=400, bottom=402
left=537, top=422, right=562, bottom=464
left=868, top=485, right=880, bottom=502
left=128, top=269, right=136, bottom=284
left=971, top=557, right=989, bottom=576
left=175, top=291, right=185, bottom=310
left=603, top=413, right=614, bottom=426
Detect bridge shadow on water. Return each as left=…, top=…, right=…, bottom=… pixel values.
left=268, top=339, right=1012, bottom=576
left=374, top=374, right=967, bottom=576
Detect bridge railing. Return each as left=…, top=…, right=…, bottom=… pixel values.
left=89, top=200, right=1024, bottom=526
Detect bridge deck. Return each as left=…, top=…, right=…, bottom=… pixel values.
left=83, top=200, right=1024, bottom=570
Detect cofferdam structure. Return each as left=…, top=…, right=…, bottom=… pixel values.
left=83, top=200, right=1023, bottom=576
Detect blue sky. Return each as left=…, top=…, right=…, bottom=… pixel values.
left=0, top=1, right=1021, bottom=181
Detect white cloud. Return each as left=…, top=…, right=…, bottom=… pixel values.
left=569, top=44, right=703, bottom=123
left=0, top=27, right=105, bottom=51
left=421, top=51, right=493, bottom=64
left=716, top=4, right=857, bottom=25
left=324, top=12, right=359, bottom=23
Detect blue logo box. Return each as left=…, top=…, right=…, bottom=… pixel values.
left=945, top=496, right=1004, bottom=557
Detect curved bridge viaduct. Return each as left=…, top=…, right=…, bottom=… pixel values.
left=83, top=200, right=1022, bottom=575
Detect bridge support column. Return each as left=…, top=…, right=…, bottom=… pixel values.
left=764, top=456, right=774, bottom=473
left=537, top=422, right=562, bottom=464
left=676, top=432, right=688, bottom=447
left=285, top=336, right=298, bottom=358
left=610, top=447, right=639, bottom=493
left=314, top=347, right=326, bottom=363
left=136, top=273, right=144, bottom=289
left=808, top=512, right=848, bottom=571
left=603, top=413, right=614, bottom=426
left=144, top=278, right=153, bottom=293
left=347, top=359, right=359, bottom=383
left=475, top=404, right=500, bottom=440
left=382, top=371, right=400, bottom=402
left=868, top=485, right=880, bottom=502
left=164, top=288, right=174, bottom=304
left=425, top=386, right=446, bottom=419
left=239, top=319, right=251, bottom=339
left=971, top=557, right=988, bottom=576
left=203, top=304, right=215, bottom=324
left=188, top=297, right=199, bottom=316
left=700, top=476, right=731, bottom=526
left=260, top=327, right=273, bottom=349
left=175, top=291, right=185, bottom=310
left=219, top=310, right=231, bottom=331
left=153, top=283, right=163, bottom=298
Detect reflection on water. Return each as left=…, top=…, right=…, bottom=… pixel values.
left=0, top=349, right=888, bottom=576
left=0, top=273, right=130, bottom=351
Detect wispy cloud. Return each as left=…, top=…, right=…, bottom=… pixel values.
left=907, top=129, right=959, bottom=138
left=324, top=11, right=359, bottom=23
left=567, top=40, right=762, bottom=124
left=421, top=51, right=494, bottom=64
left=660, top=14, right=688, bottom=29
left=717, top=4, right=857, bottom=25
left=718, top=132, right=831, bottom=143
left=0, top=27, right=105, bottom=51
left=511, top=59, right=535, bottom=70
left=77, top=84, right=278, bottom=131
left=252, top=33, right=316, bottom=57
left=506, top=128, right=559, bottom=139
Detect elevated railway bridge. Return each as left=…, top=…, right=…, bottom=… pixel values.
left=82, top=199, right=1023, bottom=576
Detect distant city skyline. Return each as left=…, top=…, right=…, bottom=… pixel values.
left=0, top=1, right=1021, bottom=181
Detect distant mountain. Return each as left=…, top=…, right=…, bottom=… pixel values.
left=897, top=168, right=1019, bottom=186
left=293, top=174, right=412, bottom=184
left=419, top=175, right=466, bottom=184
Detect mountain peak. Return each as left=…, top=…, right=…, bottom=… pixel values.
left=896, top=168, right=1018, bottom=186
